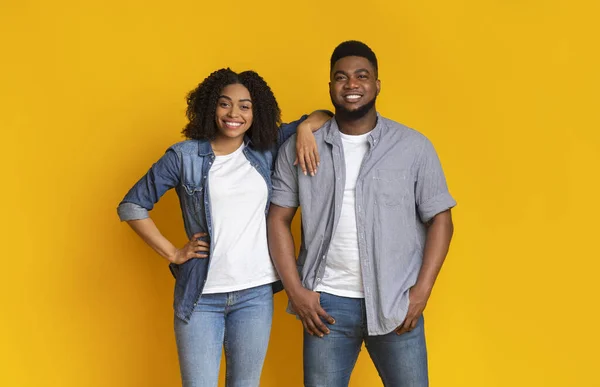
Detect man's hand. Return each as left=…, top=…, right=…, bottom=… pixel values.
left=395, top=285, right=431, bottom=335
left=288, top=287, right=335, bottom=337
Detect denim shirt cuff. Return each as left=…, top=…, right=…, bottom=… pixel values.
left=117, top=202, right=150, bottom=221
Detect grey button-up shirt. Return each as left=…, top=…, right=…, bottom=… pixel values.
left=271, top=114, right=456, bottom=335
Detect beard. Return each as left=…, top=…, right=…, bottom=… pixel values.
left=331, top=95, right=377, bottom=121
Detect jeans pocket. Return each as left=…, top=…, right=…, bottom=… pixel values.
left=317, top=291, right=329, bottom=309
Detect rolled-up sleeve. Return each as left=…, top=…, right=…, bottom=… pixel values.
left=415, top=138, right=456, bottom=223
left=271, top=137, right=300, bottom=208
left=117, top=148, right=181, bottom=221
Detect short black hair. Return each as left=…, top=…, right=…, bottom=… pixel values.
left=182, top=68, right=281, bottom=150
left=330, top=40, right=378, bottom=76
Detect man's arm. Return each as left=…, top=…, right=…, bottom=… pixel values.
left=395, top=210, right=453, bottom=335
left=396, top=137, right=456, bottom=335
left=267, top=205, right=334, bottom=337
left=266, top=204, right=302, bottom=290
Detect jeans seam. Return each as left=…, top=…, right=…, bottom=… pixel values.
left=349, top=343, right=362, bottom=382
left=224, top=319, right=230, bottom=386
left=365, top=341, right=391, bottom=387
left=361, top=299, right=368, bottom=336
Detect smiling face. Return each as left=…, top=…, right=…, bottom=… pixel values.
left=214, top=83, right=253, bottom=141
left=329, top=55, right=380, bottom=120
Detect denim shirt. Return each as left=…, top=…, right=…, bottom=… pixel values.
left=117, top=116, right=306, bottom=323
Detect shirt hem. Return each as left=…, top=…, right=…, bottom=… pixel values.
left=314, top=287, right=365, bottom=299
left=201, top=275, right=279, bottom=294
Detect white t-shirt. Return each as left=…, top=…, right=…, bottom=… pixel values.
left=202, top=143, right=278, bottom=294
left=315, top=131, right=370, bottom=298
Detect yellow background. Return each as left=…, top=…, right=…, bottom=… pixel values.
left=2, top=0, right=599, bottom=386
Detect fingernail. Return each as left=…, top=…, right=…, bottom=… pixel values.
left=303, top=171, right=307, bottom=176
left=311, top=172, right=315, bottom=177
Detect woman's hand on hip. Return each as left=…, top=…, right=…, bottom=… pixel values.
left=168, top=232, right=210, bottom=264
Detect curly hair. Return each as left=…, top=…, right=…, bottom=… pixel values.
left=182, top=68, right=282, bottom=150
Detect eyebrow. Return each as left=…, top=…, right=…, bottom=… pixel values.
left=333, top=68, right=371, bottom=77
left=218, top=95, right=252, bottom=103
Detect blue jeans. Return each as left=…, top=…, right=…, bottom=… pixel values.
left=304, top=292, right=429, bottom=387
left=174, top=284, right=273, bottom=387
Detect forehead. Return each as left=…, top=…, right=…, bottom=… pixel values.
left=219, top=83, right=251, bottom=99
left=332, top=56, right=375, bottom=74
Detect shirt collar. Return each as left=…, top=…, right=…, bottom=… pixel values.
left=325, top=112, right=384, bottom=147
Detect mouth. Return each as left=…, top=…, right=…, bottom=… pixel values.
left=222, top=120, right=244, bottom=130
left=342, top=93, right=363, bottom=103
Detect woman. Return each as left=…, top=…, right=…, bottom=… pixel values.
left=117, top=68, right=329, bottom=386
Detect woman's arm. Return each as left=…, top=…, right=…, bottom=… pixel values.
left=126, top=218, right=208, bottom=264
left=294, top=110, right=332, bottom=176
left=117, top=147, right=209, bottom=264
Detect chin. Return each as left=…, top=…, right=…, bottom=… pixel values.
left=220, top=130, right=244, bottom=138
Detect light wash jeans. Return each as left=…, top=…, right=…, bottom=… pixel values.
left=174, top=283, right=273, bottom=387
left=304, top=292, right=429, bottom=387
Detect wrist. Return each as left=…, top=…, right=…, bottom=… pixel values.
left=412, top=281, right=433, bottom=297
left=285, top=282, right=306, bottom=298
left=297, top=122, right=313, bottom=132
left=165, top=247, right=179, bottom=264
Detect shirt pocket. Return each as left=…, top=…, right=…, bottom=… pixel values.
left=373, top=169, right=413, bottom=207
left=182, top=183, right=204, bottom=214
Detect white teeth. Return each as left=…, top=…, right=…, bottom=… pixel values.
left=345, top=95, right=361, bottom=100
left=225, top=122, right=242, bottom=127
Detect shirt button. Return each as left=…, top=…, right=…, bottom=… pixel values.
left=316, top=278, right=321, bottom=282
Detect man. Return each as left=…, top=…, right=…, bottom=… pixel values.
left=267, top=40, right=456, bottom=387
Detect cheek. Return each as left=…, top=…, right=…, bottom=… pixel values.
left=330, top=85, right=340, bottom=98
left=369, top=82, right=378, bottom=94
left=244, top=111, right=253, bottom=126
left=215, top=107, right=226, bottom=120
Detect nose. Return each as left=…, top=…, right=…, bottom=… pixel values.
left=344, top=77, right=359, bottom=89
left=227, top=105, right=240, bottom=117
